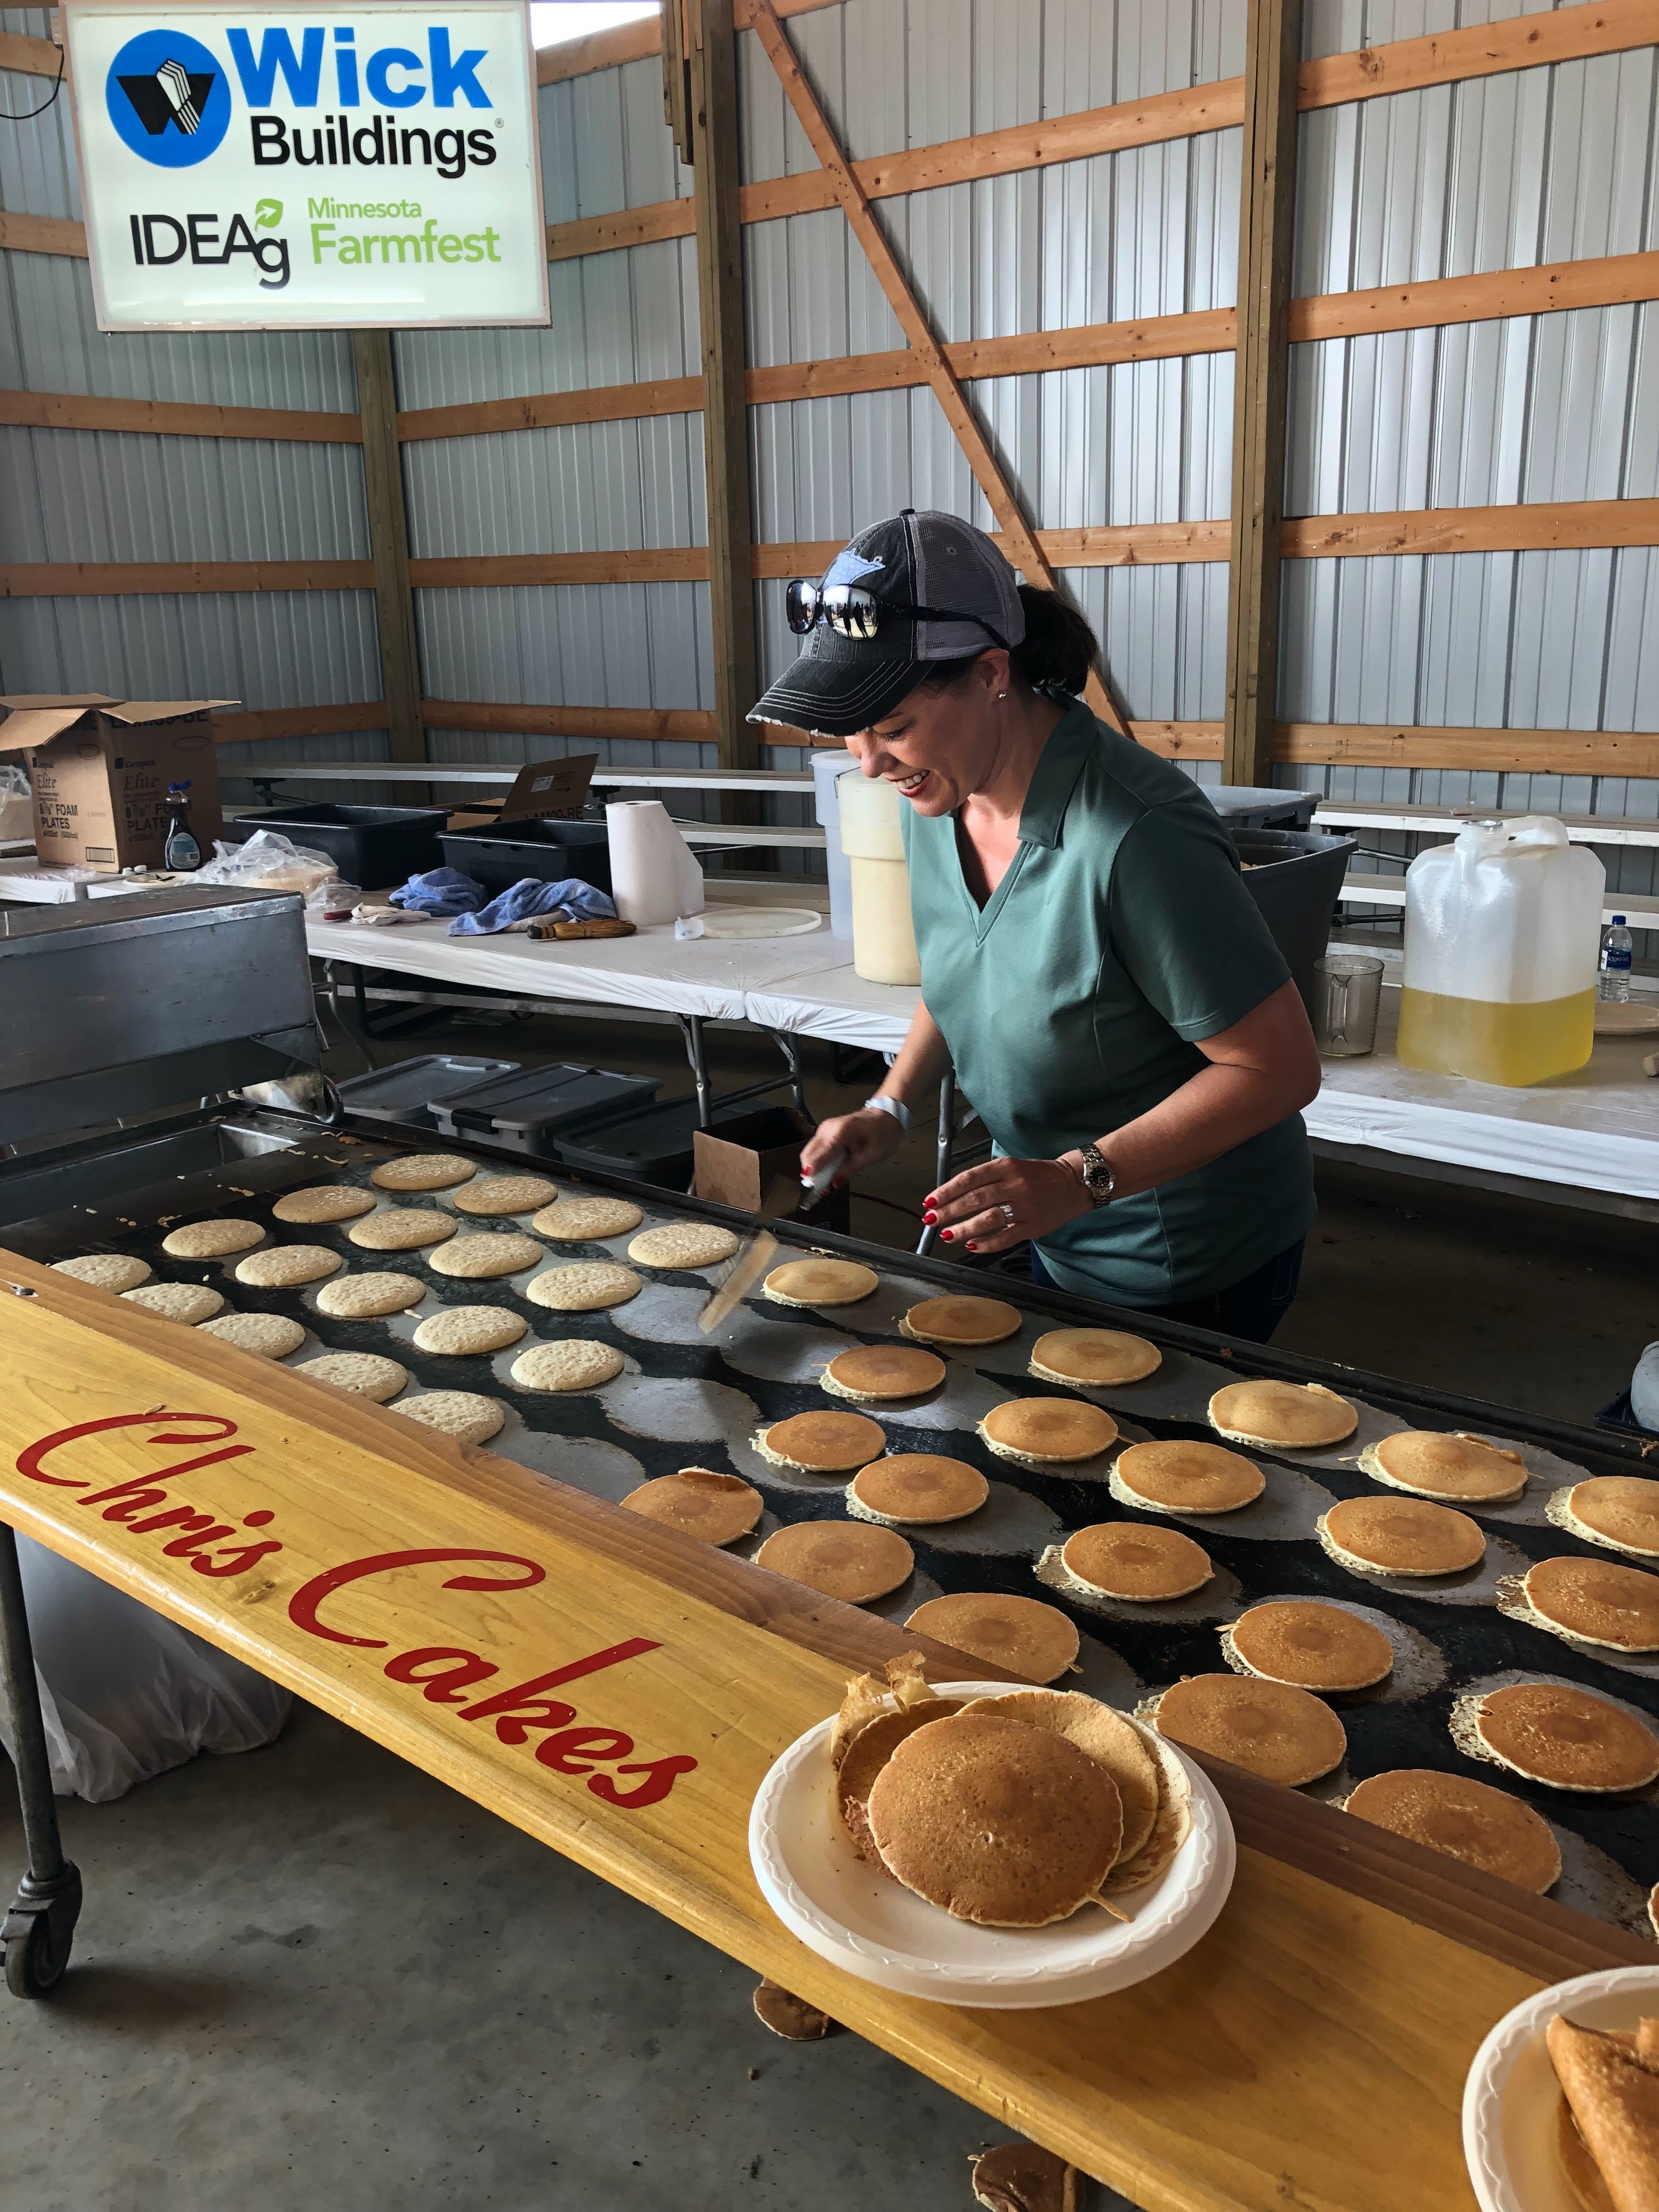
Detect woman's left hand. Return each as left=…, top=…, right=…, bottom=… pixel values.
left=925, top=1156, right=1090, bottom=1253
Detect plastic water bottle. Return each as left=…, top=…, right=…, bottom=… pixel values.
left=162, top=780, right=202, bottom=872
left=1599, top=916, right=1634, bottom=1003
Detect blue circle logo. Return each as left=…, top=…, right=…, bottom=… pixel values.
left=106, top=29, right=230, bottom=166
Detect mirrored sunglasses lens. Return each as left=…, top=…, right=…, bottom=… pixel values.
left=785, top=579, right=817, bottom=634
left=822, top=587, right=881, bottom=639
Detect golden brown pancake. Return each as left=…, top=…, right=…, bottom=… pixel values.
left=904, top=1592, right=1079, bottom=1685
left=958, top=1689, right=1161, bottom=1865
left=1102, top=1730, right=1194, bottom=1894
left=1558, top=2091, right=1619, bottom=2212
left=1228, top=1599, right=1394, bottom=1691
left=980, top=1398, right=1118, bottom=1465
left=1524, top=1557, right=1659, bottom=1653
left=754, top=1521, right=913, bottom=1603
left=1471, top=1683, right=1659, bottom=1792
left=1361, top=1429, right=1526, bottom=1503
left=866, top=1713, right=1121, bottom=1926
left=1320, top=1493, right=1485, bottom=1577
left=1114, top=1438, right=1264, bottom=1515
left=620, top=1469, right=763, bottom=1547
left=762, top=1258, right=879, bottom=1307
left=822, top=1344, right=945, bottom=1402
left=1344, top=1769, right=1560, bottom=1893
left=1209, top=1379, right=1357, bottom=1449
left=1558, top=1477, right=1659, bottom=1559
left=1154, top=1673, right=1346, bottom=1787
left=755, top=1409, right=887, bottom=1474
left=849, top=1454, right=988, bottom=1526
left=1060, top=1522, right=1212, bottom=1602
left=1028, top=1328, right=1160, bottom=1387
left=1548, top=2016, right=1659, bottom=2212
left=834, top=1700, right=963, bottom=1864
left=900, top=1295, right=1021, bottom=1347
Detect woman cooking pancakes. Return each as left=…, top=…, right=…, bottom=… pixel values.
left=754, top=510, right=1322, bottom=1345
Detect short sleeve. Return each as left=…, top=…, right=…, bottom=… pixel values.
left=1107, top=799, right=1291, bottom=1042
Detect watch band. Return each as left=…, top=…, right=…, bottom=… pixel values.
left=1076, top=1142, right=1115, bottom=1205
left=864, top=1093, right=913, bottom=1133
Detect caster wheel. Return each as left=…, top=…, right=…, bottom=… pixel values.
left=4, top=1909, right=71, bottom=1997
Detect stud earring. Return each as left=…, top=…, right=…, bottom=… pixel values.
left=996, top=690, right=1008, bottom=699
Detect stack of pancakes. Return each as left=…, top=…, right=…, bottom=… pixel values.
left=1549, top=2012, right=1659, bottom=2212
left=828, top=1659, right=1191, bottom=1926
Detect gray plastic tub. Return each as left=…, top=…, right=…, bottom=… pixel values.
left=1231, top=826, right=1359, bottom=1012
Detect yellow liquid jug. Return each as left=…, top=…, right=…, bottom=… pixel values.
left=1397, top=817, right=1604, bottom=1087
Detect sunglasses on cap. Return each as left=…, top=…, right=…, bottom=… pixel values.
left=785, top=577, right=1009, bottom=650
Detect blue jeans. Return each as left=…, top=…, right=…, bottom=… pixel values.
left=1030, top=1237, right=1305, bottom=1346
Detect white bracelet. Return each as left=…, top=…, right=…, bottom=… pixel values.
left=864, top=1093, right=913, bottom=1133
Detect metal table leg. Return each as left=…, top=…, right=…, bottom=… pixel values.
left=774, top=1029, right=808, bottom=1118
left=676, top=1014, right=714, bottom=1131
left=0, top=1521, right=81, bottom=1999
left=916, top=1066, right=956, bottom=1256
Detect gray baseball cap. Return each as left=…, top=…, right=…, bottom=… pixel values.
left=748, top=509, right=1025, bottom=738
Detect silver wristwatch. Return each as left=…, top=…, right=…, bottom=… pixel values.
left=1075, top=1143, right=1115, bottom=1206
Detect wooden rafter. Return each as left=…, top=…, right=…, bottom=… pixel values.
left=744, top=0, right=1127, bottom=732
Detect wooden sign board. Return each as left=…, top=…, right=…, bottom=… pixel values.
left=0, top=1253, right=1633, bottom=2211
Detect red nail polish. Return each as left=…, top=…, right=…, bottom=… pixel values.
left=922, top=1210, right=937, bottom=1223
left=940, top=1229, right=953, bottom=1241
left=966, top=1242, right=979, bottom=1252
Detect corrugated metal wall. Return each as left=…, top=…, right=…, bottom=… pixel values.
left=1283, top=0, right=1659, bottom=925
left=0, top=6, right=386, bottom=790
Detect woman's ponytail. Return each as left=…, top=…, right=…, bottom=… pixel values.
left=1009, top=585, right=1099, bottom=697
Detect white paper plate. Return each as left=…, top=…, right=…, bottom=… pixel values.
left=1463, top=1965, right=1659, bottom=2212
left=1594, top=1001, right=1659, bottom=1035
left=748, top=1680, right=1235, bottom=2008
left=695, top=906, right=823, bottom=939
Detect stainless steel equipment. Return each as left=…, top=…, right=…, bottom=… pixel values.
left=0, top=884, right=319, bottom=1149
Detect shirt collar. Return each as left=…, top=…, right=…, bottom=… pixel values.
left=1017, top=698, right=1097, bottom=849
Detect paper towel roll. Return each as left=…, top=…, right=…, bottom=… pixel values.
left=605, top=800, right=706, bottom=926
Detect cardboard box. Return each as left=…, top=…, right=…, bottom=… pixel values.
left=495, top=753, right=600, bottom=825
left=693, top=1106, right=850, bottom=1236
left=0, top=696, right=232, bottom=871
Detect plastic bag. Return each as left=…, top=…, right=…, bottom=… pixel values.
left=0, top=761, right=31, bottom=842
left=0, top=1539, right=291, bottom=1802
left=196, top=827, right=337, bottom=897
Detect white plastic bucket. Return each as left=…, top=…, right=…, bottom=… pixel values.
left=837, top=772, right=921, bottom=985
left=810, top=748, right=860, bottom=940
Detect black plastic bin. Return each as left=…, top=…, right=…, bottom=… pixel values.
left=222, top=803, right=447, bottom=887
left=554, top=1093, right=765, bottom=1189
left=1231, top=826, right=1359, bottom=1013
left=429, top=1064, right=656, bottom=1156
left=439, top=818, right=611, bottom=898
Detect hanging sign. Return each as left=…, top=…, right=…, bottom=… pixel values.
left=63, top=0, right=549, bottom=329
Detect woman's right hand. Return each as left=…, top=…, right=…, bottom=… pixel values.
left=801, top=1107, right=905, bottom=1182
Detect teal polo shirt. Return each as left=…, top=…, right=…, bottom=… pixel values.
left=900, top=700, right=1316, bottom=1306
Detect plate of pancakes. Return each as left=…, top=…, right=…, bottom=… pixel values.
left=1464, top=1966, right=1659, bottom=2212
left=748, top=1661, right=1234, bottom=2007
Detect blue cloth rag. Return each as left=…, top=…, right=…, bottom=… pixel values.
left=448, top=876, right=617, bottom=936
left=390, top=866, right=484, bottom=918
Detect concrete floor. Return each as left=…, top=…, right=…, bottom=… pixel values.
left=2, top=997, right=1652, bottom=2211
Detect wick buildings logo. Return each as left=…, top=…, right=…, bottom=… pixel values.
left=107, top=27, right=232, bottom=165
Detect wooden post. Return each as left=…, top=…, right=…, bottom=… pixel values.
left=1222, top=0, right=1302, bottom=788
left=686, top=0, right=761, bottom=780
left=353, top=330, right=425, bottom=765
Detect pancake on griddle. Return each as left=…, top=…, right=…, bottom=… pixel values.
left=1548, top=2015, right=1659, bottom=2212
left=1060, top=1522, right=1212, bottom=1602
left=904, top=1593, right=1079, bottom=1685
left=822, top=1344, right=945, bottom=1403
left=1344, top=1769, right=1560, bottom=1893
left=834, top=1699, right=963, bottom=1864
left=1227, top=1599, right=1394, bottom=1692
left=1114, top=1438, right=1264, bottom=1515
left=866, top=1713, right=1121, bottom=1926
left=620, top=1469, right=763, bottom=1548
left=957, top=1689, right=1161, bottom=1865
left=1468, top=1683, right=1659, bottom=1792
left=755, top=1409, right=887, bottom=1474
left=1028, top=1328, right=1160, bottom=1387
left=754, top=1521, right=913, bottom=1604
left=1153, top=1673, right=1346, bottom=1787
left=1361, top=1429, right=1526, bottom=1503
left=979, top=1398, right=1118, bottom=1466
left=763, top=1258, right=879, bottom=1307
left=1319, top=1493, right=1485, bottom=1577
left=900, top=1295, right=1021, bottom=1347
left=848, top=1454, right=988, bottom=1526
left=1208, top=1379, right=1357, bottom=1449
left=1523, top=1556, right=1659, bottom=1653
left=1555, top=1476, right=1659, bottom=1560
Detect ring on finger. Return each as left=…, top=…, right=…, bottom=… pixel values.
left=998, top=1201, right=1016, bottom=1229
